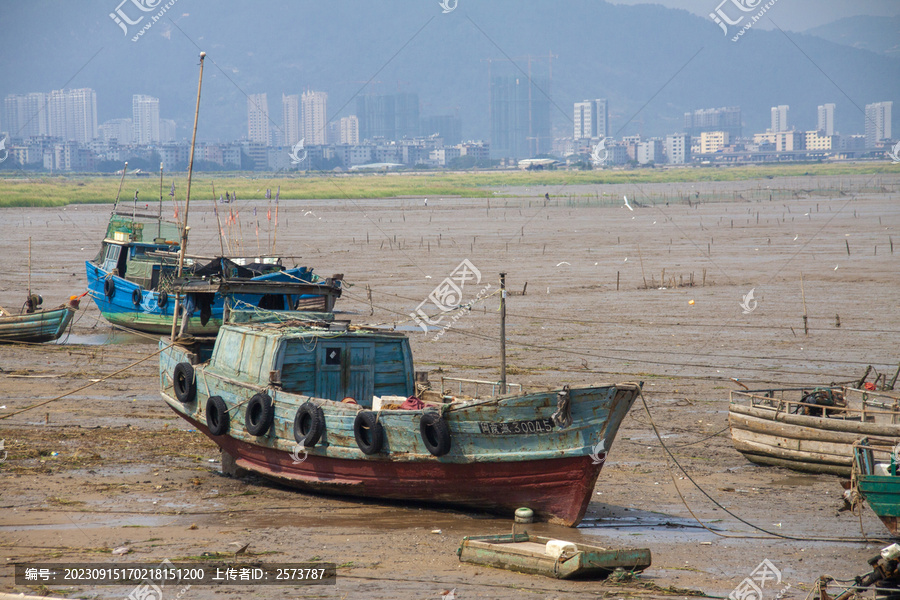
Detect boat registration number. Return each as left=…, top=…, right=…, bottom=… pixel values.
left=478, top=418, right=555, bottom=435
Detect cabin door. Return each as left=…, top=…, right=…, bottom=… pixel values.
left=315, top=341, right=375, bottom=405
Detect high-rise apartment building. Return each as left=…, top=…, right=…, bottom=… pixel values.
left=3, top=92, right=49, bottom=139
left=490, top=71, right=551, bottom=159
left=301, top=90, right=328, bottom=145
left=282, top=94, right=301, bottom=146
left=865, top=101, right=892, bottom=148
left=132, top=94, right=160, bottom=145
left=684, top=106, right=741, bottom=140
left=771, top=105, right=789, bottom=133
left=339, top=116, right=359, bottom=145
left=817, top=103, right=835, bottom=136
left=666, top=133, right=691, bottom=164
left=247, top=93, right=272, bottom=146
left=47, top=88, right=98, bottom=144
left=99, top=118, right=133, bottom=145
left=573, top=99, right=608, bottom=140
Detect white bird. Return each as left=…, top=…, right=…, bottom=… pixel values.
left=623, top=195, right=633, bottom=211
left=424, top=198, right=428, bottom=206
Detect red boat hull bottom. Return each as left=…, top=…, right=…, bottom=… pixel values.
left=184, top=414, right=604, bottom=526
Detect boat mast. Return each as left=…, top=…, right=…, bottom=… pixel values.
left=27, top=237, right=32, bottom=301
left=113, top=161, right=128, bottom=213
left=500, top=272, right=507, bottom=393
left=170, top=51, right=206, bottom=340
left=158, top=162, right=164, bottom=239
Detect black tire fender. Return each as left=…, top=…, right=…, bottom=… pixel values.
left=172, top=362, right=196, bottom=403
left=157, top=291, right=168, bottom=309
left=245, top=392, right=274, bottom=436
left=206, top=395, right=229, bottom=436
left=132, top=288, right=142, bottom=306
left=104, top=278, right=116, bottom=299
left=420, top=412, right=452, bottom=457
left=354, top=411, right=384, bottom=455
left=293, top=402, right=325, bottom=446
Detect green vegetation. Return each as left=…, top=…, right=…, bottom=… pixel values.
left=0, top=162, right=895, bottom=208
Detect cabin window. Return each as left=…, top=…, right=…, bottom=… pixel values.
left=101, top=244, right=121, bottom=273
left=324, top=347, right=341, bottom=365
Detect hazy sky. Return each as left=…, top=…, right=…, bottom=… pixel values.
left=609, top=0, right=900, bottom=30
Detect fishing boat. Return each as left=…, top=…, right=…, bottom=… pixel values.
left=729, top=387, right=900, bottom=476
left=849, top=437, right=900, bottom=536
left=158, top=312, right=640, bottom=526
left=86, top=208, right=342, bottom=335
left=457, top=533, right=651, bottom=579
left=0, top=294, right=79, bottom=344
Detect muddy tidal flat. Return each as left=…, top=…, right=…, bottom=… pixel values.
left=1, top=173, right=899, bottom=599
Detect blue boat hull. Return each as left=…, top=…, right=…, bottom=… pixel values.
left=86, top=261, right=320, bottom=335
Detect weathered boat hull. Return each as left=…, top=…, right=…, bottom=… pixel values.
left=457, top=533, right=651, bottom=579
left=160, top=336, right=638, bottom=526
left=179, top=411, right=605, bottom=525
left=0, top=305, right=76, bottom=344
left=86, top=261, right=327, bottom=335
left=729, top=401, right=900, bottom=477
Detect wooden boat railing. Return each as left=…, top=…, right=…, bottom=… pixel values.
left=441, top=376, right=522, bottom=398
left=730, top=387, right=900, bottom=424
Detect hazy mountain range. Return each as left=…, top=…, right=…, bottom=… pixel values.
left=1, top=1, right=897, bottom=142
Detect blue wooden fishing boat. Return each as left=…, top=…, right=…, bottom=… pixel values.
left=86, top=210, right=341, bottom=335
left=0, top=294, right=79, bottom=344
left=850, top=437, right=900, bottom=536
left=159, top=312, right=640, bottom=526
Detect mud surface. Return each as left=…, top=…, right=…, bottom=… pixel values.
left=1, top=174, right=899, bottom=599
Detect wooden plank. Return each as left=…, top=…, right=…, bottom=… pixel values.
left=729, top=411, right=870, bottom=445
left=731, top=432, right=851, bottom=466
left=738, top=453, right=850, bottom=476
left=731, top=403, right=900, bottom=437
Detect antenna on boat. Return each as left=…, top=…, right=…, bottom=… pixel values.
left=170, top=51, right=206, bottom=340
left=158, top=162, right=164, bottom=239
left=113, top=161, right=128, bottom=213
left=500, top=272, right=507, bottom=393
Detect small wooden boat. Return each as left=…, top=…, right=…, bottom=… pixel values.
left=729, top=387, right=900, bottom=476
left=457, top=533, right=651, bottom=579
left=159, top=311, right=640, bottom=526
left=0, top=295, right=79, bottom=344
left=850, top=437, right=900, bottom=536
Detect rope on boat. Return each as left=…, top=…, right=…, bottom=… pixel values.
left=0, top=343, right=175, bottom=421
left=639, top=389, right=883, bottom=543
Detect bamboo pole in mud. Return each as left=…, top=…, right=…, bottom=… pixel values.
left=171, top=51, right=206, bottom=340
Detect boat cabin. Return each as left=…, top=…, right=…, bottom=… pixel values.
left=208, top=323, right=416, bottom=408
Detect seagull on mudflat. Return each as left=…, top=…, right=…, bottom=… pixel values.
left=623, top=195, right=634, bottom=211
